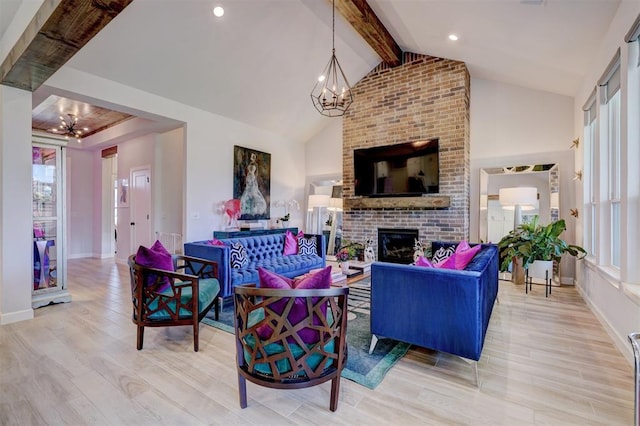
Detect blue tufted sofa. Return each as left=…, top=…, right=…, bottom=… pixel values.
left=369, top=241, right=499, bottom=383
left=184, top=233, right=326, bottom=298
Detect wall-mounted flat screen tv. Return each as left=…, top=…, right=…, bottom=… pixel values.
left=354, top=139, right=439, bottom=197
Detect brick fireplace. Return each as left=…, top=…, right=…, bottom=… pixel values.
left=342, top=52, right=470, bottom=257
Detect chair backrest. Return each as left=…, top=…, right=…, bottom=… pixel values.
left=233, top=285, right=349, bottom=384
left=127, top=254, right=199, bottom=324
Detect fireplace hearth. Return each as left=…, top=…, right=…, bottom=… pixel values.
left=378, top=228, right=419, bottom=264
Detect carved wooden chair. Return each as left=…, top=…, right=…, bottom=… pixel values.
left=233, top=284, right=349, bottom=411
left=128, top=254, right=220, bottom=351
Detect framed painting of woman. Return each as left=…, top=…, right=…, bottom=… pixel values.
left=233, top=145, right=271, bottom=220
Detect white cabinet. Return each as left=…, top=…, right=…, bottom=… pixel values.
left=32, top=139, right=70, bottom=308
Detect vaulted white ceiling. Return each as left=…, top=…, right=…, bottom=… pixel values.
left=1, top=0, right=622, bottom=143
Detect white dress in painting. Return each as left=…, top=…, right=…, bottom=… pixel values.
left=240, top=153, right=267, bottom=215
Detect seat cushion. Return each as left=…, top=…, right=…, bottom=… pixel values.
left=147, top=277, right=219, bottom=320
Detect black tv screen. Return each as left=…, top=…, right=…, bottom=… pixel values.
left=354, top=139, right=439, bottom=197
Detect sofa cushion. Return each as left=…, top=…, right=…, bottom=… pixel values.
left=256, top=266, right=331, bottom=344
left=298, top=236, right=318, bottom=256
left=230, top=242, right=248, bottom=269
left=135, top=240, right=174, bottom=292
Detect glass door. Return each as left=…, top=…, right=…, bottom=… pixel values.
left=32, top=142, right=68, bottom=306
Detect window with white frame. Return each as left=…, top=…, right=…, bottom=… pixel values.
left=598, top=51, right=621, bottom=269
left=583, top=94, right=597, bottom=257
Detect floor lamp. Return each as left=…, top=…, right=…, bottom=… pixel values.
left=499, top=187, right=538, bottom=283
left=307, top=194, right=330, bottom=235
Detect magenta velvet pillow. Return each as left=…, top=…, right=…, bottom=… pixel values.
left=283, top=230, right=300, bottom=255
left=415, top=256, right=435, bottom=268
left=453, top=243, right=482, bottom=270
left=256, top=266, right=331, bottom=344
left=207, top=238, right=226, bottom=246
left=436, top=241, right=482, bottom=270
left=135, top=240, right=174, bottom=292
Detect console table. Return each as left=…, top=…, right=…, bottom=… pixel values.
left=213, top=227, right=298, bottom=239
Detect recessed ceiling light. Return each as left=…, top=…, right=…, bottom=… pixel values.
left=448, top=34, right=459, bottom=41
left=213, top=6, right=224, bottom=17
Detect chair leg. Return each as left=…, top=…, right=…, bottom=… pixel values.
left=214, top=296, right=220, bottom=321
left=330, top=376, right=340, bottom=411
left=193, top=322, right=199, bottom=352
left=368, top=334, right=379, bottom=355
left=238, top=374, right=247, bottom=408
left=136, top=325, right=144, bottom=350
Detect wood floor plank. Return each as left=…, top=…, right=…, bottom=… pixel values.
left=0, top=258, right=634, bottom=424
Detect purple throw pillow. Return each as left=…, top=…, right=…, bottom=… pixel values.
left=256, top=266, right=331, bottom=344
left=283, top=230, right=299, bottom=255
left=415, top=256, right=435, bottom=268
left=207, top=238, right=226, bottom=246
left=135, top=240, right=174, bottom=292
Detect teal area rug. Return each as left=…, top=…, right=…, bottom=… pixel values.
left=201, top=278, right=410, bottom=389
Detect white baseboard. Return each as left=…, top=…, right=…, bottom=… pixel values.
left=0, top=308, right=34, bottom=324
left=575, top=284, right=634, bottom=367
left=68, top=253, right=94, bottom=259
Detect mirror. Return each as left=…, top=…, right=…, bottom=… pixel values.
left=305, top=175, right=343, bottom=255
left=479, top=163, right=559, bottom=244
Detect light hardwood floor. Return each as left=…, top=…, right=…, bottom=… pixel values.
left=0, top=258, right=634, bottom=425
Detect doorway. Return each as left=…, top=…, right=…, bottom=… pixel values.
left=130, top=167, right=152, bottom=253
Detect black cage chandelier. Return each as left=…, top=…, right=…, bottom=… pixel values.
left=50, top=113, right=87, bottom=142
left=310, top=0, right=353, bottom=117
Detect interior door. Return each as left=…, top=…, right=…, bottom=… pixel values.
left=131, top=168, right=151, bottom=252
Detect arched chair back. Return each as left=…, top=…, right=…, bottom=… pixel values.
left=233, top=284, right=349, bottom=411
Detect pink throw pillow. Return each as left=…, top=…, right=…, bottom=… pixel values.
left=436, top=241, right=482, bottom=270
left=415, top=256, right=435, bottom=268
left=256, top=266, right=331, bottom=344
left=283, top=230, right=299, bottom=255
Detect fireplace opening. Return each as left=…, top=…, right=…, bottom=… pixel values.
left=378, top=228, right=419, bottom=264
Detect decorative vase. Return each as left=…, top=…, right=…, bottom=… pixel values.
left=340, top=261, right=350, bottom=274
left=280, top=220, right=289, bottom=229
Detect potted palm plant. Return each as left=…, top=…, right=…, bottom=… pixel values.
left=498, top=216, right=587, bottom=279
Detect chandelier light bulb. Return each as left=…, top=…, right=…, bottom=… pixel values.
left=213, top=6, right=224, bottom=17
left=318, top=75, right=325, bottom=82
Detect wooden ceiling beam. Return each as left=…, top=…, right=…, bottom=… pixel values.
left=334, top=0, right=402, bottom=67
left=1, top=0, right=133, bottom=92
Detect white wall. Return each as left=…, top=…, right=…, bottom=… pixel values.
left=305, top=118, right=342, bottom=178
left=0, top=85, right=34, bottom=324
left=154, top=128, right=184, bottom=238
left=66, top=148, right=94, bottom=258
left=572, top=0, right=640, bottom=365
left=470, top=78, right=574, bottom=160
